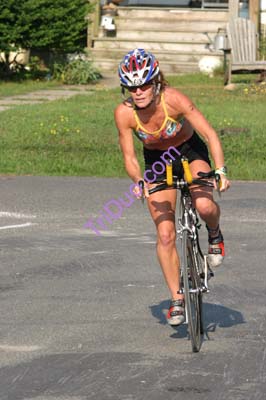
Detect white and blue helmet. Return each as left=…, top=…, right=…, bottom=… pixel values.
left=118, top=48, right=160, bottom=87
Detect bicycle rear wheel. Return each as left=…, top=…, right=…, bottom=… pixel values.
left=182, top=230, right=203, bottom=352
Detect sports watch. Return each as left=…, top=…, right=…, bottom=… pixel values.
left=215, top=166, right=228, bottom=175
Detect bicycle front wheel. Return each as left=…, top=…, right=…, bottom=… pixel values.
left=182, top=230, right=203, bottom=352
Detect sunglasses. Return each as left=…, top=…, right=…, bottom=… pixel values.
left=127, top=83, right=153, bottom=93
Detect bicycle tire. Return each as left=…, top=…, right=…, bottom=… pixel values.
left=192, top=244, right=204, bottom=341
left=192, top=234, right=205, bottom=336
left=182, top=230, right=203, bottom=352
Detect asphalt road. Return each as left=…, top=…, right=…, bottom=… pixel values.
left=0, top=176, right=265, bottom=400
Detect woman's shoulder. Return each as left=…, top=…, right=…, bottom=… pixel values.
left=163, top=86, right=193, bottom=112
left=163, top=85, right=185, bottom=100
left=162, top=86, right=188, bottom=111
left=115, top=97, right=134, bottom=115
left=114, top=98, right=135, bottom=130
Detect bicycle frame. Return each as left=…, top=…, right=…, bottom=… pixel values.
left=147, top=160, right=217, bottom=352
left=177, top=188, right=211, bottom=295
left=177, top=186, right=210, bottom=352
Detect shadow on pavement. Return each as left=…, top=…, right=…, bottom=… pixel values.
left=203, top=302, right=245, bottom=333
left=149, top=300, right=245, bottom=339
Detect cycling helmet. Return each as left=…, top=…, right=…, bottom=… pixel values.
left=118, top=48, right=160, bottom=88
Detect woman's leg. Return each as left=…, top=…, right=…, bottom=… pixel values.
left=147, top=188, right=183, bottom=301
left=189, top=159, right=220, bottom=230
left=189, top=159, right=224, bottom=266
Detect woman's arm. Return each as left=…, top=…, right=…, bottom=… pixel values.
left=172, top=89, right=230, bottom=191
left=114, top=104, right=143, bottom=184
left=183, top=103, right=224, bottom=168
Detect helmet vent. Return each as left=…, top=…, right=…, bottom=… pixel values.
left=118, top=48, right=159, bottom=88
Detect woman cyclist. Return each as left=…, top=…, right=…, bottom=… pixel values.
left=114, top=48, right=230, bottom=326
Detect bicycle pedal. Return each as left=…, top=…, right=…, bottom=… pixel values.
left=202, top=271, right=214, bottom=280
left=208, top=266, right=214, bottom=279
left=200, top=271, right=212, bottom=280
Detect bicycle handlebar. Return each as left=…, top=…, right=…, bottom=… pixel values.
left=138, top=157, right=221, bottom=198
left=148, top=173, right=217, bottom=195
left=149, top=156, right=221, bottom=196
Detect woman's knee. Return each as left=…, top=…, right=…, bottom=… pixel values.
left=195, top=197, right=219, bottom=219
left=157, top=226, right=176, bottom=248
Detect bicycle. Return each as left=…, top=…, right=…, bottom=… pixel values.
left=143, top=157, right=220, bottom=353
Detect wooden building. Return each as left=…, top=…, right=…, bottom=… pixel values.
left=87, top=0, right=261, bottom=74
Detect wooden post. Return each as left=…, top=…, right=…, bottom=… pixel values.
left=93, top=0, right=101, bottom=38
left=225, top=0, right=239, bottom=85
left=249, top=0, right=260, bottom=31
left=86, top=0, right=101, bottom=48
left=86, top=13, right=94, bottom=48
left=229, top=0, right=239, bottom=19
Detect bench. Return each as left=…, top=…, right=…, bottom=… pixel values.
left=225, top=17, right=266, bottom=85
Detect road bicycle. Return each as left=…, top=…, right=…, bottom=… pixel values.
left=143, top=157, right=220, bottom=352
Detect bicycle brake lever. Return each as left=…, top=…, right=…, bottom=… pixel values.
left=215, top=173, right=221, bottom=198
left=138, top=180, right=145, bottom=204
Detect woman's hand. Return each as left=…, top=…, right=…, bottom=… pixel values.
left=214, top=173, right=230, bottom=192
left=132, top=180, right=149, bottom=199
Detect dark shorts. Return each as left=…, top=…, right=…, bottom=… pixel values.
left=143, top=132, right=211, bottom=183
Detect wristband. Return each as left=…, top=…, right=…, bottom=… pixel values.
left=215, top=166, right=227, bottom=176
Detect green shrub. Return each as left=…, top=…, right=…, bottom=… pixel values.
left=54, top=59, right=102, bottom=85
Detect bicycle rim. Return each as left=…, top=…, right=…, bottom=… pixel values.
left=192, top=236, right=205, bottom=336
left=182, top=230, right=203, bottom=352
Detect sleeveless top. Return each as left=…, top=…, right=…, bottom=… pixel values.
left=133, top=93, right=184, bottom=145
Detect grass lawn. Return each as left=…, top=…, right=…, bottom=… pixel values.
left=0, top=73, right=265, bottom=180
left=0, top=80, right=61, bottom=98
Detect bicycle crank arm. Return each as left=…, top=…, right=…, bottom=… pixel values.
left=204, top=255, right=214, bottom=289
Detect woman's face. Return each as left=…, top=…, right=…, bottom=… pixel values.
left=128, top=83, right=154, bottom=108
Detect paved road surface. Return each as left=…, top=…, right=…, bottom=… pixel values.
left=0, top=176, right=265, bottom=400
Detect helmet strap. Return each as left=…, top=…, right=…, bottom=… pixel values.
left=156, top=82, right=161, bottom=95
left=153, top=75, right=161, bottom=95
left=121, top=86, right=126, bottom=100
